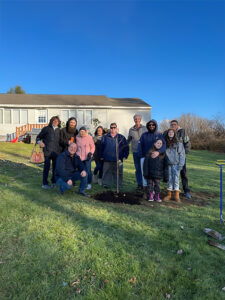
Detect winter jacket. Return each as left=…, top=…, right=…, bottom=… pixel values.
left=143, top=154, right=169, bottom=181
left=76, top=134, right=95, bottom=161
left=166, top=142, right=185, bottom=169
left=55, top=151, right=85, bottom=182
left=60, top=126, right=78, bottom=151
left=93, top=135, right=103, bottom=161
left=99, top=133, right=129, bottom=162
left=128, top=124, right=147, bottom=152
left=36, top=125, right=61, bottom=157
left=137, top=120, right=166, bottom=158
left=164, top=128, right=191, bottom=154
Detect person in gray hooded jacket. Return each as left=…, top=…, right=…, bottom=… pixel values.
left=164, top=128, right=185, bottom=202
left=128, top=114, right=147, bottom=189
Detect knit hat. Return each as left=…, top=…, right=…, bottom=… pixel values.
left=79, top=126, right=87, bottom=132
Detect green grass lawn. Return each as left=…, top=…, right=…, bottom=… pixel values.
left=0, top=142, right=225, bottom=300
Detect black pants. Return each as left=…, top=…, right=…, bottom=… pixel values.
left=180, top=161, right=190, bottom=193
left=147, top=178, right=160, bottom=195
left=43, top=153, right=58, bottom=185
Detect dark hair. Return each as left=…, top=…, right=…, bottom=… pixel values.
left=66, top=117, right=77, bottom=129
left=94, top=125, right=105, bottom=136
left=170, top=119, right=178, bottom=125
left=165, top=129, right=178, bottom=147
left=110, top=122, right=117, bottom=128
left=49, top=116, right=61, bottom=128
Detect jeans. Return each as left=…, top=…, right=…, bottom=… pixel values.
left=94, top=160, right=103, bottom=179
left=56, top=172, right=87, bottom=194
left=133, top=152, right=142, bottom=186
left=83, top=160, right=92, bottom=184
left=43, top=153, right=58, bottom=185
left=168, top=165, right=180, bottom=191
left=140, top=157, right=147, bottom=187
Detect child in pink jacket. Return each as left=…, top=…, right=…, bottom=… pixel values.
left=76, top=127, right=95, bottom=189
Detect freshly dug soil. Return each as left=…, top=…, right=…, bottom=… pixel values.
left=93, top=190, right=213, bottom=207
left=92, top=191, right=141, bottom=205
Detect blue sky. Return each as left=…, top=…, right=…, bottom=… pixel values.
left=0, top=0, right=224, bottom=121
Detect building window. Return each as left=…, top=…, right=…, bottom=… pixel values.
left=60, top=110, right=76, bottom=123
left=20, top=110, right=28, bottom=124
left=86, top=110, right=92, bottom=124
left=77, top=110, right=84, bottom=125
left=13, top=109, right=20, bottom=124
left=4, top=109, right=11, bottom=124
left=0, top=109, right=3, bottom=124
left=36, top=110, right=47, bottom=124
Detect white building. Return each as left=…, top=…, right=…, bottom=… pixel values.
left=0, top=94, right=151, bottom=139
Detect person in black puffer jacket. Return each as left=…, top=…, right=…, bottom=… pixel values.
left=143, top=138, right=168, bottom=202
left=60, top=117, right=78, bottom=151
left=36, top=116, right=62, bottom=189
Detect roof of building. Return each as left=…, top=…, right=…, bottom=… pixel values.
left=0, top=94, right=151, bottom=108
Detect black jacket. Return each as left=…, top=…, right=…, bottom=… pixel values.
left=55, top=151, right=85, bottom=182
left=143, top=154, right=168, bottom=181
left=36, top=125, right=61, bottom=157
left=60, top=127, right=78, bottom=151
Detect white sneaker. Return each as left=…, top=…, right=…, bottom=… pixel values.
left=86, top=184, right=92, bottom=190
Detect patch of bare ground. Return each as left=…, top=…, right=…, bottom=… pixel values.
left=93, top=190, right=216, bottom=207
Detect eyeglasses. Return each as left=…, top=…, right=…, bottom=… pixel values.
left=110, top=127, right=117, bottom=129
left=149, top=124, right=155, bottom=127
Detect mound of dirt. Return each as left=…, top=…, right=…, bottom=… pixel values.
left=93, top=190, right=213, bottom=207
left=92, top=191, right=141, bottom=205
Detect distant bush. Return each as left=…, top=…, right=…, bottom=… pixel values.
left=159, top=113, right=225, bottom=153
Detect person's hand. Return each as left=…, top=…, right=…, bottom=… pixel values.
left=39, top=141, right=45, bottom=148
left=68, top=140, right=72, bottom=145
left=151, top=151, right=159, bottom=158
left=80, top=170, right=87, bottom=177
left=67, top=179, right=73, bottom=186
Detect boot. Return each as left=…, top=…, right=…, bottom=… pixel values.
left=93, top=174, right=98, bottom=184
left=174, top=190, right=181, bottom=202
left=163, top=190, right=172, bottom=201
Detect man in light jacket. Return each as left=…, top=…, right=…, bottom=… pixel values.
left=128, top=114, right=147, bottom=189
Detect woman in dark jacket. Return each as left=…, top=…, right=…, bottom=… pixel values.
left=93, top=126, right=105, bottom=185
left=60, top=117, right=78, bottom=151
left=143, top=138, right=168, bottom=202
left=36, top=116, right=62, bottom=189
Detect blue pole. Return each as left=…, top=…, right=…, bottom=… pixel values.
left=220, top=165, right=223, bottom=223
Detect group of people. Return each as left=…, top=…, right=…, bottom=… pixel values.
left=36, top=114, right=191, bottom=201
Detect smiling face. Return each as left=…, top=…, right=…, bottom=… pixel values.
left=97, top=127, right=103, bottom=136
left=69, top=119, right=77, bottom=128
left=52, top=118, right=59, bottom=127
left=80, top=130, right=87, bottom=137
left=170, top=121, right=178, bottom=131
left=134, top=115, right=141, bottom=127
left=154, top=139, right=163, bottom=150
left=168, top=129, right=175, bottom=138
left=68, top=143, right=77, bottom=155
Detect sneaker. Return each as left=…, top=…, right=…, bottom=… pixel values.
left=98, top=178, right=102, bottom=186
left=78, top=191, right=90, bottom=197
left=42, top=184, right=52, bottom=189
left=148, top=192, right=154, bottom=202
left=103, top=185, right=109, bottom=189
left=86, top=184, right=92, bottom=190
left=184, top=192, right=191, bottom=199
left=155, top=193, right=162, bottom=203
